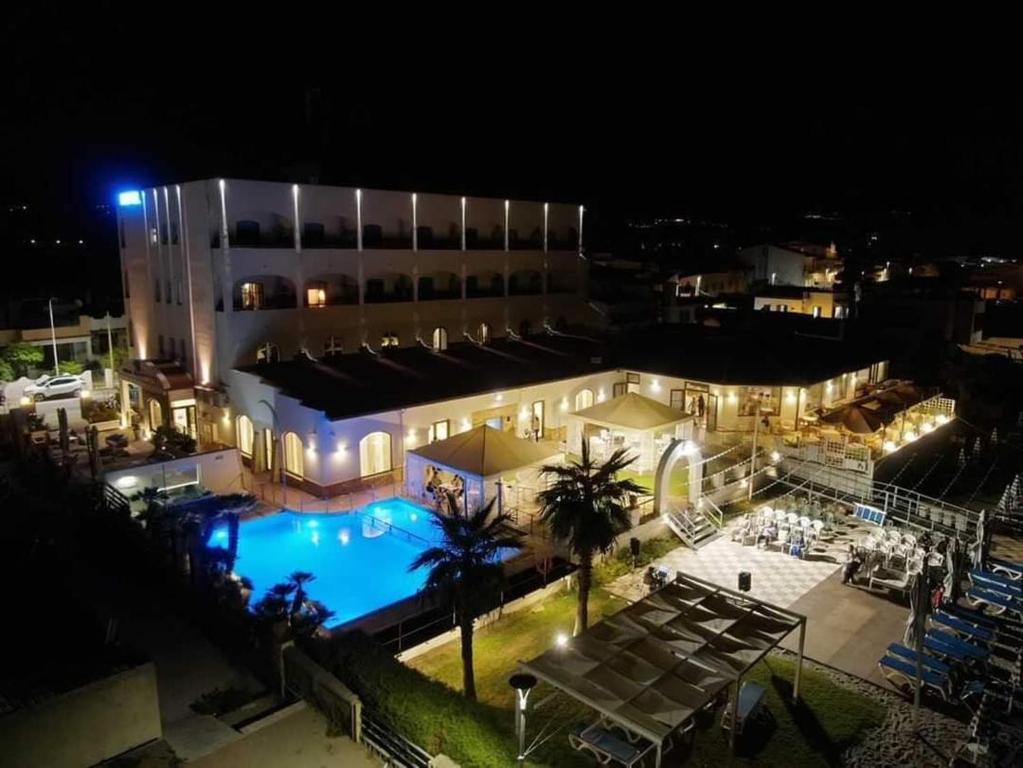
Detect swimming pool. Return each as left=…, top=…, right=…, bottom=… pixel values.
left=208, top=498, right=477, bottom=628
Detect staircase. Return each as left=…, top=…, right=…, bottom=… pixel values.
left=664, top=505, right=721, bottom=550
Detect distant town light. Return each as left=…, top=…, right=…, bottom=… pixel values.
left=118, top=190, right=142, bottom=206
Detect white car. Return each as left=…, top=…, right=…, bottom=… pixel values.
left=24, top=375, right=85, bottom=401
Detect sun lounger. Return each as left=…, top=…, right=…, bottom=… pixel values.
left=967, top=588, right=1023, bottom=619
left=925, top=630, right=990, bottom=662
left=569, top=724, right=653, bottom=766
left=970, top=570, right=1023, bottom=598
left=932, top=612, right=995, bottom=644
left=878, top=655, right=951, bottom=700
left=886, top=643, right=953, bottom=676
left=721, top=681, right=767, bottom=734
left=988, top=557, right=1023, bottom=580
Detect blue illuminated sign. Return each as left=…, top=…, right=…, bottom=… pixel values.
left=118, top=190, right=142, bottom=206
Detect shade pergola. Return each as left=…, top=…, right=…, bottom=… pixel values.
left=519, top=572, right=807, bottom=765
left=567, top=393, right=695, bottom=473
left=406, top=425, right=562, bottom=514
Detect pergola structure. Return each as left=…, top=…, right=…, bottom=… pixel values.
left=566, top=393, right=695, bottom=474
left=406, top=425, right=561, bottom=515
left=519, top=572, right=807, bottom=765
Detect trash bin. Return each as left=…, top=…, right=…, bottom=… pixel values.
left=738, top=571, right=752, bottom=592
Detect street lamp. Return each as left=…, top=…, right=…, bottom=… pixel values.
left=509, top=672, right=538, bottom=766
left=47, top=297, right=60, bottom=375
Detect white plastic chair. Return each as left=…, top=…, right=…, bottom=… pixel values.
left=787, top=512, right=800, bottom=527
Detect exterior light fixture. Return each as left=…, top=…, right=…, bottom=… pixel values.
left=883, top=440, right=897, bottom=453
left=555, top=632, right=569, bottom=648
left=770, top=450, right=781, bottom=463
left=495, top=393, right=504, bottom=402
left=509, top=673, right=539, bottom=767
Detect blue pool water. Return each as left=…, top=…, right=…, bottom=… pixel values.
left=208, top=498, right=475, bottom=628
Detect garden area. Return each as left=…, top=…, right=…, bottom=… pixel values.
left=396, top=580, right=887, bottom=767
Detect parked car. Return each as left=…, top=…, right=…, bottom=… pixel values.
left=23, top=375, right=85, bottom=401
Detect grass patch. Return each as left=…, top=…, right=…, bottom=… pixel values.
left=407, top=587, right=886, bottom=767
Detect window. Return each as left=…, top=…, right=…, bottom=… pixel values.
left=179, top=338, right=187, bottom=360
left=176, top=278, right=183, bottom=305
left=478, top=322, right=490, bottom=344
left=530, top=400, right=545, bottom=437
left=165, top=280, right=172, bottom=303
left=812, top=305, right=822, bottom=318
left=283, top=432, right=304, bottom=479
left=154, top=277, right=161, bottom=302
left=428, top=419, right=449, bottom=443
left=575, top=388, right=594, bottom=411
left=237, top=415, right=254, bottom=456
left=381, top=333, right=399, bottom=348
left=158, top=335, right=165, bottom=357
left=834, top=305, right=847, bottom=319
left=307, top=286, right=327, bottom=308
left=241, top=282, right=264, bottom=310
left=148, top=399, right=163, bottom=428
left=432, top=327, right=448, bottom=351
left=359, top=431, right=392, bottom=477
left=670, top=389, right=684, bottom=410
left=149, top=227, right=158, bottom=245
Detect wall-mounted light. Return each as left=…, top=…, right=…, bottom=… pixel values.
left=519, top=407, right=529, bottom=421
left=650, top=379, right=661, bottom=393
left=559, top=398, right=568, bottom=412
left=597, top=389, right=606, bottom=402
left=461, top=417, right=471, bottom=431
left=495, top=393, right=504, bottom=402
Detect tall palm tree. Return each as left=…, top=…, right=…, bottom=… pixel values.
left=538, top=443, right=644, bottom=634
left=409, top=494, right=522, bottom=701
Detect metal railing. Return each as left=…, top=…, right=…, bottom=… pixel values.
left=363, top=514, right=431, bottom=548
left=362, top=709, right=433, bottom=768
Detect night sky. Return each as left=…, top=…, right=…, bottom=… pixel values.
left=4, top=12, right=1022, bottom=304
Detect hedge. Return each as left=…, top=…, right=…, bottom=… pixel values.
left=326, top=632, right=519, bottom=767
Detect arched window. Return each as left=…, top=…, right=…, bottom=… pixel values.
left=148, top=399, right=163, bottom=429
left=283, top=432, right=304, bottom=479
left=359, top=431, right=392, bottom=477
left=237, top=415, right=254, bottom=457
left=478, top=322, right=490, bottom=344
left=575, top=388, right=594, bottom=411
left=432, top=327, right=448, bottom=351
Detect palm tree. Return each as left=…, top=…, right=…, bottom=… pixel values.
left=287, top=571, right=315, bottom=618
left=538, top=443, right=644, bottom=634
left=409, top=493, right=522, bottom=701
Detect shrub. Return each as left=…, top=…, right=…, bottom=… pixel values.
left=593, top=535, right=679, bottom=585
left=325, top=632, right=517, bottom=768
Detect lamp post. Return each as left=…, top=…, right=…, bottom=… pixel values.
left=48, top=297, right=60, bottom=375
left=509, top=673, right=538, bottom=767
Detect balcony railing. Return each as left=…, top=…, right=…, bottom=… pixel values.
left=230, top=295, right=298, bottom=311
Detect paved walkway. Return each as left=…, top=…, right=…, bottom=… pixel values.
left=189, top=704, right=379, bottom=768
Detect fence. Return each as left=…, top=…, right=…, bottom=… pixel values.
left=281, top=643, right=361, bottom=741
left=361, top=709, right=434, bottom=768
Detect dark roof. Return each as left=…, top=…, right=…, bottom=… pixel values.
left=237, top=335, right=611, bottom=420
left=239, top=324, right=887, bottom=420
left=613, top=323, right=883, bottom=386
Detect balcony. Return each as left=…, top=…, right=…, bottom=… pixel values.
left=210, top=222, right=294, bottom=249
left=302, top=222, right=358, bottom=249
left=415, top=226, right=460, bottom=250
left=465, top=228, right=504, bottom=250
left=362, top=225, right=412, bottom=250
left=364, top=273, right=413, bottom=304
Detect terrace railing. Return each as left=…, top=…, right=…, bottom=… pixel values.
left=363, top=513, right=431, bottom=548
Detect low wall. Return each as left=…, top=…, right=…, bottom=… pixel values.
left=397, top=573, right=575, bottom=663
left=0, top=662, right=161, bottom=768
left=281, top=643, right=361, bottom=742
left=104, top=447, right=244, bottom=495
left=612, top=516, right=668, bottom=552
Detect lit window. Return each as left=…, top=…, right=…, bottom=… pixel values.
left=431, top=327, right=447, bottom=351
left=241, top=282, right=264, bottom=310
left=283, top=432, right=304, bottom=478
left=307, top=287, right=326, bottom=308
left=359, top=431, right=392, bottom=476
left=237, top=416, right=254, bottom=456
left=381, top=333, right=399, bottom=348
left=812, top=306, right=822, bottom=318
left=479, top=322, right=490, bottom=344
left=575, top=388, right=594, bottom=411
left=428, top=420, right=449, bottom=443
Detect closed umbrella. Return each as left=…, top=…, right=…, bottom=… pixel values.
left=822, top=404, right=885, bottom=434
left=971, top=509, right=989, bottom=571
left=943, top=538, right=966, bottom=607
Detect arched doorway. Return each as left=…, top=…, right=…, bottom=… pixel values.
left=236, top=415, right=254, bottom=457
left=574, top=388, right=594, bottom=411
left=653, top=439, right=703, bottom=513
left=283, top=432, right=304, bottom=479
left=359, top=431, right=392, bottom=477
left=148, top=399, right=163, bottom=430
left=431, top=327, right=448, bottom=351
left=478, top=322, right=490, bottom=344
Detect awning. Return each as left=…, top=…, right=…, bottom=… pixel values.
left=571, top=393, right=694, bottom=431
left=519, top=572, right=805, bottom=745
left=407, top=425, right=560, bottom=478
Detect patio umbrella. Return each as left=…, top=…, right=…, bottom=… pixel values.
left=822, top=404, right=885, bottom=434
left=943, top=538, right=967, bottom=607
left=904, top=570, right=931, bottom=726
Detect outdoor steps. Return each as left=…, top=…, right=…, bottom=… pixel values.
left=664, top=508, right=721, bottom=550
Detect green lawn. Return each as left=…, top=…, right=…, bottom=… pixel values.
left=407, top=586, right=886, bottom=767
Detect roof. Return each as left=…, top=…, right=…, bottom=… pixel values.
left=238, top=335, right=610, bottom=421
left=408, top=425, right=560, bottom=478
left=571, top=392, right=692, bottom=431
left=520, top=573, right=804, bottom=744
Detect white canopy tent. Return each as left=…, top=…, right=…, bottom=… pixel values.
left=519, top=572, right=807, bottom=764
left=567, top=393, right=695, bottom=474
left=406, top=425, right=562, bottom=516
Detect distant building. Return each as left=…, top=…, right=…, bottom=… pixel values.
left=738, top=242, right=841, bottom=288
left=752, top=286, right=849, bottom=319
left=0, top=302, right=126, bottom=373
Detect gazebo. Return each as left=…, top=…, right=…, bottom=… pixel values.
left=406, top=425, right=562, bottom=516
left=519, top=572, right=807, bottom=765
left=567, top=393, right=695, bottom=474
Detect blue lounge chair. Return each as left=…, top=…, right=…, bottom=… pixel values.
left=932, top=612, right=995, bottom=644
left=988, top=556, right=1023, bottom=580
left=967, top=587, right=1023, bottom=619
left=878, top=655, right=951, bottom=700
left=569, top=724, right=653, bottom=766
left=886, top=643, right=953, bottom=676
left=944, top=605, right=1000, bottom=630
left=925, top=630, right=990, bottom=662
left=970, top=570, right=1023, bottom=598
